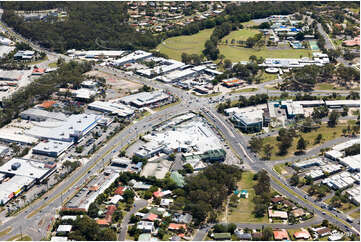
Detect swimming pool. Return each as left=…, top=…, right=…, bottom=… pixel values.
left=309, top=40, right=320, bottom=51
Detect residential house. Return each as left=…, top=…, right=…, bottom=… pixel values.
left=293, top=228, right=311, bottom=240
left=273, top=229, right=290, bottom=240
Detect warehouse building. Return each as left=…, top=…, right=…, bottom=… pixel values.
left=88, top=101, right=135, bottom=117
left=113, top=50, right=152, bottom=66
left=325, top=100, right=360, bottom=108
left=0, top=158, right=56, bottom=205
left=281, top=100, right=304, bottom=118
left=119, top=91, right=170, bottom=108
left=26, top=113, right=102, bottom=142
left=230, top=109, right=264, bottom=133
left=339, top=154, right=361, bottom=172
left=20, top=108, right=67, bottom=122
left=32, top=140, right=73, bottom=157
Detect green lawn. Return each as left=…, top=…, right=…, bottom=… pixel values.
left=155, top=28, right=214, bottom=60
left=241, top=20, right=258, bottom=27
left=231, top=88, right=258, bottom=93
left=219, top=45, right=313, bottom=62
left=260, top=124, right=345, bottom=161
left=350, top=209, right=360, bottom=219
left=315, top=83, right=360, bottom=91
left=221, top=29, right=261, bottom=43
left=274, top=163, right=289, bottom=177
left=7, top=234, right=32, bottom=241
left=260, top=73, right=278, bottom=83
left=227, top=171, right=269, bottom=224
left=48, top=62, right=57, bottom=68
left=325, top=198, right=358, bottom=214
left=0, top=227, right=12, bottom=237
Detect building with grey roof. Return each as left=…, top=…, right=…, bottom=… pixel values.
left=32, top=140, right=73, bottom=157
left=26, top=113, right=102, bottom=142
left=20, top=108, right=67, bottom=122
left=119, top=91, right=170, bottom=108
left=113, top=50, right=152, bottom=66
left=0, top=158, right=56, bottom=204
left=231, top=109, right=264, bottom=133
left=88, top=100, right=135, bottom=117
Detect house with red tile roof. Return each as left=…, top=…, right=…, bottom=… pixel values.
left=142, top=213, right=158, bottom=222
left=115, top=186, right=126, bottom=195
left=39, top=100, right=57, bottom=109
left=273, top=229, right=290, bottom=240
left=32, top=68, right=46, bottom=75
left=168, top=223, right=187, bottom=231
left=293, top=228, right=311, bottom=240
left=343, top=36, right=360, bottom=47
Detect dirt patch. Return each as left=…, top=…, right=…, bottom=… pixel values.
left=84, top=70, right=142, bottom=100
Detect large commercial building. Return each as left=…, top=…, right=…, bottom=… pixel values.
left=281, top=100, right=304, bottom=118
left=229, top=108, right=265, bottom=133
left=88, top=101, right=135, bottom=117
left=26, top=113, right=102, bottom=142
left=32, top=140, right=73, bottom=157
left=136, top=117, right=224, bottom=161
left=20, top=108, right=67, bottom=122
left=113, top=50, right=152, bottom=66
left=0, top=158, right=56, bottom=204
left=259, top=53, right=329, bottom=68
left=119, top=91, right=170, bottom=108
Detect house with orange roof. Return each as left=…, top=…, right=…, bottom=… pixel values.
left=142, top=213, right=158, bottom=222
left=96, top=218, right=110, bottom=226
left=114, top=186, right=126, bottom=195
left=39, top=100, right=57, bottom=109
left=222, top=78, right=245, bottom=88
left=293, top=228, right=311, bottom=240
left=32, top=67, right=46, bottom=75
left=343, top=36, right=360, bottom=47
left=273, top=229, right=290, bottom=240
left=168, top=223, right=187, bottom=231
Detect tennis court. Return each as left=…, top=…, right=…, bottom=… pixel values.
left=309, top=40, right=320, bottom=51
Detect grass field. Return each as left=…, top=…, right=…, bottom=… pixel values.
left=48, top=62, right=57, bottom=68
left=227, top=171, right=269, bottom=224
left=350, top=209, right=360, bottom=219
left=273, top=163, right=292, bottom=179
left=219, top=45, right=313, bottom=62
left=7, top=234, right=32, bottom=241
left=221, top=29, right=261, bottom=43
left=315, top=83, right=360, bottom=91
left=231, top=88, right=258, bottom=94
left=259, top=124, right=344, bottom=161
left=0, top=227, right=12, bottom=237
left=155, top=28, right=214, bottom=60
left=324, top=198, right=358, bottom=214
left=260, top=73, right=278, bottom=83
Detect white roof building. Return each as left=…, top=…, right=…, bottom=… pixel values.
left=325, top=100, right=360, bottom=108
left=32, top=140, right=73, bottom=157
left=26, top=113, right=102, bottom=142
left=20, top=108, right=67, bottom=122
left=0, top=158, right=55, bottom=204
left=113, top=50, right=152, bottom=65
left=88, top=101, right=135, bottom=117
left=57, top=225, right=72, bottom=233
left=339, top=154, right=361, bottom=171
left=119, top=91, right=170, bottom=108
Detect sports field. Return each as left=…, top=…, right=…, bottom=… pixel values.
left=221, top=29, right=261, bottom=43
left=155, top=28, right=214, bottom=61
left=219, top=45, right=313, bottom=62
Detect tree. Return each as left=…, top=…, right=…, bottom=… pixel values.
left=314, top=134, right=323, bottom=144
left=322, top=219, right=329, bottom=227
left=249, top=137, right=263, bottom=153
left=183, top=163, right=194, bottom=173
left=296, top=136, right=307, bottom=154
left=263, top=144, right=273, bottom=160
left=224, top=59, right=232, bottom=69
left=168, top=153, right=176, bottom=161
left=262, top=227, right=273, bottom=241
left=123, top=189, right=135, bottom=204
left=290, top=174, right=299, bottom=186
left=328, top=110, right=339, bottom=127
